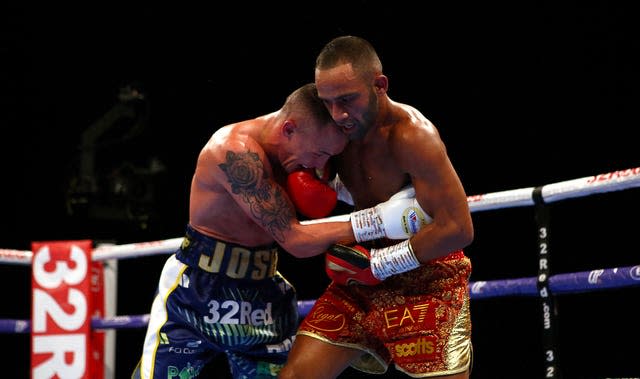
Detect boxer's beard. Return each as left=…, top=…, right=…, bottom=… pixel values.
left=350, top=88, right=379, bottom=141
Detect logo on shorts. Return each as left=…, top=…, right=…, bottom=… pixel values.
left=384, top=302, right=436, bottom=330
left=166, top=362, right=203, bottom=378
left=305, top=305, right=346, bottom=332
left=393, top=336, right=437, bottom=360
left=257, top=361, right=284, bottom=377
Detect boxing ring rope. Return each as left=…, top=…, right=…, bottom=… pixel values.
left=2, top=166, right=639, bottom=378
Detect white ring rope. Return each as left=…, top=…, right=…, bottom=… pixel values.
left=3, top=166, right=638, bottom=265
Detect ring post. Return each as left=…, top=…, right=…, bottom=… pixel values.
left=99, top=243, right=118, bottom=379
left=533, top=187, right=562, bottom=379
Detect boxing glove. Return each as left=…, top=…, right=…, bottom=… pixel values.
left=326, top=239, right=421, bottom=284
left=325, top=244, right=381, bottom=286
left=350, top=186, right=433, bottom=242
left=286, top=168, right=337, bottom=218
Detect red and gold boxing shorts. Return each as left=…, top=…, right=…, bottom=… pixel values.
left=297, top=250, right=472, bottom=377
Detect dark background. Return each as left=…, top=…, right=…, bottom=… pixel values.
left=2, top=3, right=639, bottom=378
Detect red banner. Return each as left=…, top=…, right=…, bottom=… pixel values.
left=31, top=240, right=93, bottom=379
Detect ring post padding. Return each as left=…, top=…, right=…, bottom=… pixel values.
left=98, top=242, right=118, bottom=379
left=31, top=240, right=95, bottom=379
left=533, top=186, right=562, bottom=379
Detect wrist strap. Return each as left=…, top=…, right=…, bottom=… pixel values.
left=370, top=240, right=420, bottom=280
left=350, top=207, right=386, bottom=242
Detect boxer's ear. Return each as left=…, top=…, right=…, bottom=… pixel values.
left=374, top=74, right=388, bottom=94
left=283, top=120, right=297, bottom=139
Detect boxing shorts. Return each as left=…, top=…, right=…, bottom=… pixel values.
left=297, top=249, right=472, bottom=377
left=132, top=225, right=298, bottom=379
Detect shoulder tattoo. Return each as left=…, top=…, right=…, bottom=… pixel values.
left=218, top=150, right=293, bottom=242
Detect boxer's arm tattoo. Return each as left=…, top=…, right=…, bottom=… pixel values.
left=219, top=150, right=293, bottom=242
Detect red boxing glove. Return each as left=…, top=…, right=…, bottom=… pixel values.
left=325, top=244, right=381, bottom=286
left=286, top=168, right=337, bottom=218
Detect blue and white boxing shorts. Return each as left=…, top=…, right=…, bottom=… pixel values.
left=132, top=225, right=299, bottom=379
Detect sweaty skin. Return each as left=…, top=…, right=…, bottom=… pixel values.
left=319, top=63, right=473, bottom=264
left=133, top=84, right=358, bottom=379
left=190, top=110, right=354, bottom=258
left=278, top=38, right=474, bottom=379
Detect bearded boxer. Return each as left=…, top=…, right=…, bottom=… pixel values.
left=278, top=36, right=475, bottom=379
